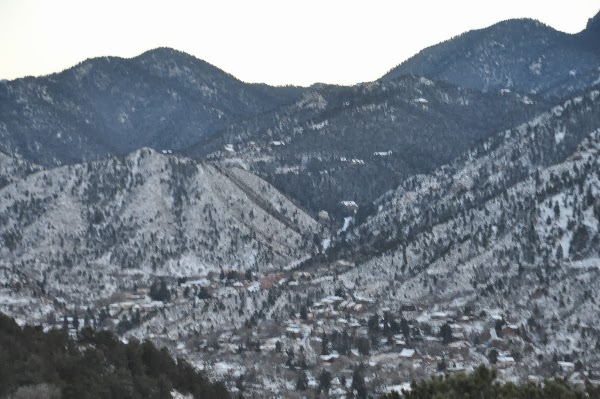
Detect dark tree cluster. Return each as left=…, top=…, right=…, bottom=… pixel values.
left=380, top=366, right=600, bottom=399
left=0, top=313, right=230, bottom=399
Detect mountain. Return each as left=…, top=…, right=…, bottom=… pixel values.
left=311, top=86, right=600, bottom=364
left=185, top=75, right=548, bottom=219
left=0, top=148, right=319, bottom=318
left=3, top=16, right=600, bottom=398
left=0, top=48, right=305, bottom=166
left=383, top=12, right=600, bottom=99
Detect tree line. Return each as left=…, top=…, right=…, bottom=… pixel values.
left=381, top=365, right=600, bottom=399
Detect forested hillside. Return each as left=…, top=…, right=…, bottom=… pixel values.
left=383, top=12, right=600, bottom=99
left=0, top=313, right=230, bottom=399
left=186, top=75, right=547, bottom=218
left=0, top=48, right=304, bottom=166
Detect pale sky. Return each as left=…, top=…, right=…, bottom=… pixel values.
left=1, top=0, right=599, bottom=86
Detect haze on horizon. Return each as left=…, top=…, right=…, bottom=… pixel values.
left=1, top=0, right=599, bottom=86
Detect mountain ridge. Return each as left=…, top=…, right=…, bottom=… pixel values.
left=383, top=11, right=600, bottom=99
left=0, top=48, right=306, bottom=166
left=184, top=74, right=549, bottom=219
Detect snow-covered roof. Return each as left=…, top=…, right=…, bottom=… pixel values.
left=498, top=356, right=515, bottom=363
left=247, top=282, right=260, bottom=292
left=384, top=382, right=412, bottom=394
left=558, top=361, right=575, bottom=368
left=320, top=354, right=340, bottom=361
left=321, top=295, right=344, bottom=304
left=182, top=278, right=210, bottom=287
left=354, top=295, right=374, bottom=303
left=399, top=348, right=416, bottom=358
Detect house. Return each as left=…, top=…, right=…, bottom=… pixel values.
left=135, top=287, right=151, bottom=295
left=374, top=151, right=392, bottom=157
left=356, top=327, right=369, bottom=337
left=401, top=304, right=417, bottom=312
left=123, top=292, right=145, bottom=301
left=341, top=201, right=358, bottom=211
left=399, top=348, right=419, bottom=360
left=401, top=304, right=420, bottom=318
left=286, top=324, right=303, bottom=339
left=320, top=295, right=344, bottom=305
left=558, top=361, right=576, bottom=372
left=354, top=295, right=375, bottom=305
left=351, top=304, right=366, bottom=313
left=320, top=354, right=340, bottom=363
left=393, top=335, right=406, bottom=346
left=502, top=323, right=520, bottom=337
left=431, top=311, right=455, bottom=320
left=497, top=355, right=516, bottom=368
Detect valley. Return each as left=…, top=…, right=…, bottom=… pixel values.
left=1, top=9, right=600, bottom=399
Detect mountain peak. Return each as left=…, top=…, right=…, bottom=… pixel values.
left=585, top=9, right=600, bottom=32
left=382, top=13, right=599, bottom=97
left=135, top=47, right=198, bottom=62
left=133, top=47, right=216, bottom=70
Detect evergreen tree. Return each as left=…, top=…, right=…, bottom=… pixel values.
left=400, top=317, right=410, bottom=340
left=295, top=370, right=308, bottom=391
left=300, top=305, right=308, bottom=320
left=72, top=313, right=79, bottom=331
left=351, top=365, right=367, bottom=399
left=440, top=322, right=453, bottom=345
left=321, top=333, right=330, bottom=355
left=318, top=369, right=332, bottom=394
left=488, top=349, right=499, bottom=364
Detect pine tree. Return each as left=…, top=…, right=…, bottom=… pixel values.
left=440, top=322, right=453, bottom=345
left=295, top=370, right=308, bottom=391
left=318, top=369, right=332, bottom=394
left=488, top=349, right=499, bottom=364
left=400, top=317, right=410, bottom=340
left=300, top=305, right=308, bottom=320
left=321, top=333, right=330, bottom=355
left=72, top=312, right=79, bottom=331
left=351, top=365, right=367, bottom=399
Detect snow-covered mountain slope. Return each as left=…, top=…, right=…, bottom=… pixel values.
left=0, top=152, right=43, bottom=189
left=0, top=148, right=319, bottom=314
left=383, top=11, right=600, bottom=99
left=314, top=87, right=600, bottom=363
left=185, top=75, right=548, bottom=219
left=0, top=48, right=304, bottom=166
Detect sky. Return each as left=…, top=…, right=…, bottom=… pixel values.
left=1, top=0, right=599, bottom=86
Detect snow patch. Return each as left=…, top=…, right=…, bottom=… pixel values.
left=555, top=128, right=566, bottom=144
